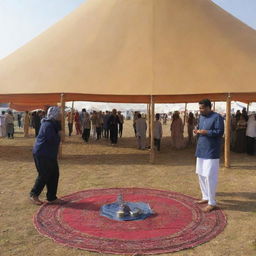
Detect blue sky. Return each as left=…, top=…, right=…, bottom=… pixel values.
left=0, top=0, right=256, bottom=59
left=0, top=0, right=85, bottom=59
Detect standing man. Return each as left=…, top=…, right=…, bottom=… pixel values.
left=17, top=113, right=22, bottom=128
left=82, top=112, right=91, bottom=142
left=0, top=111, right=6, bottom=137
left=108, top=109, right=120, bottom=145
left=194, top=99, right=224, bottom=213
left=67, top=110, right=74, bottom=136
left=34, top=110, right=42, bottom=137
left=154, top=113, right=163, bottom=151
left=117, top=111, right=124, bottom=138
left=103, top=111, right=110, bottom=139
left=136, top=113, right=147, bottom=150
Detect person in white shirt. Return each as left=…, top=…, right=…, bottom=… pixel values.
left=0, top=111, right=6, bottom=137
left=246, top=113, right=256, bottom=155
left=135, top=113, right=147, bottom=150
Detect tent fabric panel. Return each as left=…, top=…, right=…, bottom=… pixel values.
left=9, top=103, right=52, bottom=112
left=2, top=92, right=256, bottom=105
left=0, top=94, right=60, bottom=104
left=152, top=0, right=256, bottom=95
left=64, top=93, right=151, bottom=103
left=231, top=93, right=256, bottom=103
left=0, top=0, right=256, bottom=98
left=154, top=93, right=228, bottom=103
left=0, top=0, right=154, bottom=95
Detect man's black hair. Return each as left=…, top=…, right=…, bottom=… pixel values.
left=199, top=99, right=211, bottom=108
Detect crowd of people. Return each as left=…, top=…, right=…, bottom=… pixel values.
left=231, top=108, right=256, bottom=155
left=1, top=106, right=256, bottom=155
left=27, top=99, right=233, bottom=214
left=0, top=100, right=254, bottom=212
left=0, top=109, right=46, bottom=139
left=68, top=108, right=124, bottom=145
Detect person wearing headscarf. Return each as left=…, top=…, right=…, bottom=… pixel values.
left=74, top=110, right=82, bottom=135
left=5, top=110, right=14, bottom=139
left=187, top=112, right=197, bottom=145
left=135, top=113, right=147, bottom=150
left=170, top=111, right=185, bottom=149
left=29, top=106, right=62, bottom=205
left=233, top=114, right=247, bottom=153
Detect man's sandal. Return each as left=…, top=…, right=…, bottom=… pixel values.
left=202, top=205, right=217, bottom=213
left=196, top=199, right=208, bottom=204
left=30, top=196, right=44, bottom=205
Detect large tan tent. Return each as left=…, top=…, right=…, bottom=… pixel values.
left=0, top=0, right=256, bottom=166
left=0, top=0, right=256, bottom=105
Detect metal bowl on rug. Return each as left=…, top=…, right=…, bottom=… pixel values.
left=100, top=194, right=153, bottom=221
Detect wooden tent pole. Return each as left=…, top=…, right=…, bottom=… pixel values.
left=213, top=101, right=216, bottom=111
left=60, top=93, right=65, bottom=142
left=184, top=102, right=187, bottom=124
left=149, top=96, right=155, bottom=164
left=247, top=102, right=250, bottom=113
left=58, top=94, right=65, bottom=159
left=148, top=103, right=151, bottom=143
left=224, top=94, right=231, bottom=168
left=71, top=101, right=74, bottom=122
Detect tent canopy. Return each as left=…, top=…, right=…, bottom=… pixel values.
left=1, top=0, right=256, bottom=104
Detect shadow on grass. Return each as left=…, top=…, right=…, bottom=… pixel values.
left=230, top=165, right=256, bottom=171
left=0, top=143, right=194, bottom=165
left=217, top=192, right=256, bottom=213
left=61, top=153, right=195, bottom=166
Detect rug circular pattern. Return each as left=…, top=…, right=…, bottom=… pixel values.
left=34, top=188, right=227, bottom=254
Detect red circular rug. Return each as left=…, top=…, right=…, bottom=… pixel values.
left=34, top=188, right=227, bottom=254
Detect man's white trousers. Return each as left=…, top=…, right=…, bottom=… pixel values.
left=196, top=158, right=219, bottom=206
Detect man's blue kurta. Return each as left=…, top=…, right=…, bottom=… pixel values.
left=195, top=112, right=224, bottom=159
